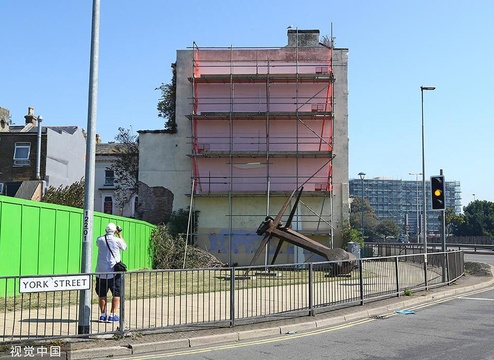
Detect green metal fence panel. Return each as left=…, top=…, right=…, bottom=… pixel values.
left=0, top=195, right=155, bottom=285
left=0, top=201, right=22, bottom=276
left=20, top=203, right=41, bottom=276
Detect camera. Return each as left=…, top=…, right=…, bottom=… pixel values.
left=116, top=226, right=122, bottom=232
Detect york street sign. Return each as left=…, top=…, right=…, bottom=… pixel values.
left=19, top=275, right=91, bottom=293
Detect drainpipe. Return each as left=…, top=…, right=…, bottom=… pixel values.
left=36, top=115, right=43, bottom=180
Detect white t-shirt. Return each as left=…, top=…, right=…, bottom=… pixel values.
left=96, top=232, right=127, bottom=279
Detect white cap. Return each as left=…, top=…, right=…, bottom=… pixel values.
left=106, top=222, right=117, bottom=234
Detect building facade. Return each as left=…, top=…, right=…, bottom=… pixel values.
left=95, top=141, right=138, bottom=217
left=349, top=177, right=462, bottom=239
left=139, top=29, right=349, bottom=265
left=0, top=107, right=86, bottom=200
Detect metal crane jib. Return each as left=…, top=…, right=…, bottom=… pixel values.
left=247, top=187, right=356, bottom=276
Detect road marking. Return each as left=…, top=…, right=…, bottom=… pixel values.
left=459, top=297, right=494, bottom=301
left=116, top=318, right=376, bottom=359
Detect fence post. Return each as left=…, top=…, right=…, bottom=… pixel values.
left=424, top=253, right=429, bottom=290
left=359, top=259, right=364, bottom=305
left=446, top=252, right=451, bottom=283
left=229, top=266, right=235, bottom=328
left=119, top=272, right=125, bottom=335
left=395, top=256, right=400, bottom=297
left=308, top=263, right=314, bottom=316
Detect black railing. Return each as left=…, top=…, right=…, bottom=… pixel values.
left=0, top=250, right=464, bottom=342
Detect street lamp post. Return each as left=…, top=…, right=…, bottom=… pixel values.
left=421, top=86, right=435, bottom=255
left=358, top=172, right=366, bottom=238
left=409, top=172, right=422, bottom=242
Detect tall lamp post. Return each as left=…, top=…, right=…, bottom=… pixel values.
left=421, top=86, right=435, bottom=256
left=358, top=172, right=366, bottom=238
left=409, top=172, right=422, bottom=242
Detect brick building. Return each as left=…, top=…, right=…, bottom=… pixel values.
left=0, top=107, right=86, bottom=200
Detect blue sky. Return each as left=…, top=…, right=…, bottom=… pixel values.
left=2, top=0, right=493, bottom=206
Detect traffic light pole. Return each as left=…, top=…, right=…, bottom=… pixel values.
left=440, top=169, right=447, bottom=283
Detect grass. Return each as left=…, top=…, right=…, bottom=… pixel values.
left=0, top=267, right=364, bottom=312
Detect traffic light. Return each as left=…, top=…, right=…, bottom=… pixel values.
left=430, top=175, right=445, bottom=210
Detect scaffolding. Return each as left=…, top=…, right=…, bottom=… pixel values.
left=186, top=41, right=336, bottom=265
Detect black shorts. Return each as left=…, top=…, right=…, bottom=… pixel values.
left=95, top=275, right=122, bottom=297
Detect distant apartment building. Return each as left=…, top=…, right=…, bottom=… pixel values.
left=0, top=107, right=86, bottom=200
left=139, top=29, right=349, bottom=265
left=349, top=177, right=461, bottom=239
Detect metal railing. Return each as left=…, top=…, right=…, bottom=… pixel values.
left=0, top=250, right=463, bottom=342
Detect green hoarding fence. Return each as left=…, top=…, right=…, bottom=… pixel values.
left=0, top=195, right=155, bottom=296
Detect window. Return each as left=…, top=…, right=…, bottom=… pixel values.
left=104, top=169, right=115, bottom=186
left=13, top=142, right=31, bottom=166
left=103, top=196, right=113, bottom=214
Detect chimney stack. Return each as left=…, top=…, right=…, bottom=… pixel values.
left=287, top=29, right=321, bottom=47
left=0, top=107, right=9, bottom=132
left=24, top=107, right=37, bottom=126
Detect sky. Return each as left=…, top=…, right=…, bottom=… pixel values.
left=2, top=0, right=493, bottom=207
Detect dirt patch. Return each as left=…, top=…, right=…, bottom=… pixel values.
left=465, top=261, right=493, bottom=277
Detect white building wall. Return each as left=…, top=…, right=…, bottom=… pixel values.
left=45, top=127, right=86, bottom=189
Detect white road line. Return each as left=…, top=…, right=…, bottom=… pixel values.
left=459, top=297, right=494, bottom=301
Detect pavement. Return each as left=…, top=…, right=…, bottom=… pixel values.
left=1, top=264, right=493, bottom=359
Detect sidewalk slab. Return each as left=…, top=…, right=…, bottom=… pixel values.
left=68, top=345, right=131, bottom=360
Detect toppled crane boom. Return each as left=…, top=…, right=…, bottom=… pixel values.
left=248, top=187, right=356, bottom=275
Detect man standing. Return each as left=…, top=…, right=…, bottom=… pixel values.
left=95, top=223, right=127, bottom=322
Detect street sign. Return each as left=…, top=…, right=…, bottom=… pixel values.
left=19, top=275, right=91, bottom=293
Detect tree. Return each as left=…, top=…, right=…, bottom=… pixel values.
left=42, top=178, right=85, bottom=208
left=167, top=207, right=200, bottom=244
left=341, top=221, right=363, bottom=249
left=455, top=200, right=494, bottom=236
left=109, top=127, right=139, bottom=215
left=350, top=197, right=379, bottom=240
left=156, top=62, right=177, bottom=132
left=445, top=207, right=464, bottom=235
left=375, top=219, right=401, bottom=239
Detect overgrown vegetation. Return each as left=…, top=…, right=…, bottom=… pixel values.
left=148, top=207, right=224, bottom=269
left=149, top=224, right=224, bottom=269
left=41, top=178, right=85, bottom=208
left=167, top=207, right=199, bottom=242
left=156, top=62, right=177, bottom=132
left=149, top=225, right=196, bottom=269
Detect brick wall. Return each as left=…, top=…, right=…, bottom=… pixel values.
left=0, top=133, right=47, bottom=183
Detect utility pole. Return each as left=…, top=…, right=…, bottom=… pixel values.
left=78, top=0, right=100, bottom=335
